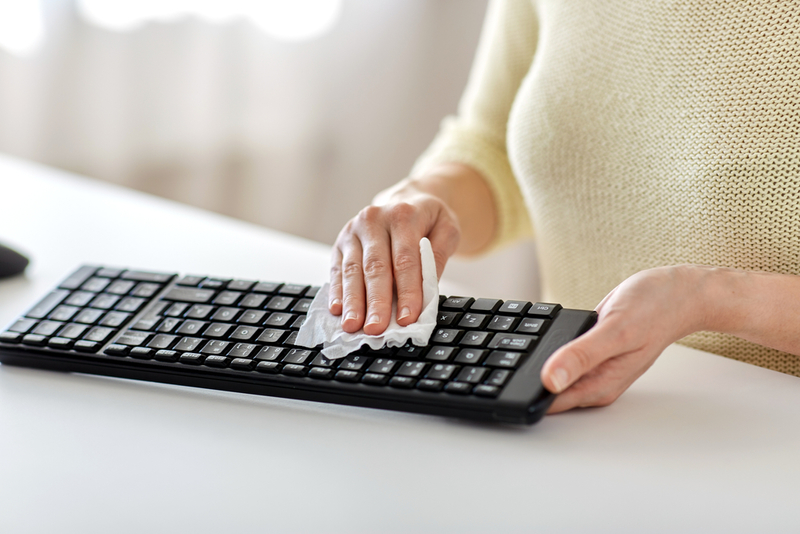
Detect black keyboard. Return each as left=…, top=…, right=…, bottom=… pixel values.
left=0, top=266, right=596, bottom=425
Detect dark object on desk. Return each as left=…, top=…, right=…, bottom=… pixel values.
left=0, top=265, right=596, bottom=425
left=0, top=243, right=29, bottom=279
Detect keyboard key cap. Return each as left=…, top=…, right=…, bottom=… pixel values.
left=486, top=369, right=512, bottom=387
left=203, top=323, right=233, bottom=338
left=74, top=340, right=100, bottom=353
left=154, top=350, right=180, bottom=362
left=49, top=305, right=81, bottom=322
left=389, top=376, right=415, bottom=389
left=460, top=331, right=491, bottom=347
left=487, top=333, right=537, bottom=351
left=436, top=311, right=461, bottom=326
left=200, top=341, right=230, bottom=355
left=200, top=279, right=227, bottom=289
left=163, top=287, right=215, bottom=303
left=84, top=326, right=116, bottom=343
left=443, top=381, right=471, bottom=395
left=395, top=342, right=426, bottom=359
left=214, top=291, right=243, bottom=306
left=282, top=348, right=314, bottom=365
left=264, top=313, right=294, bottom=328
left=266, top=296, right=295, bottom=312
left=176, top=275, right=204, bottom=286
left=48, top=337, right=73, bottom=349
left=310, top=354, right=336, bottom=367
left=230, top=357, right=256, bottom=370
left=99, top=311, right=131, bottom=328
left=96, top=268, right=123, bottom=278
left=186, top=304, right=215, bottom=319
left=22, top=334, right=47, bottom=346
left=282, top=364, right=308, bottom=377
left=211, top=307, right=241, bottom=322
left=454, top=348, right=487, bottom=365
left=8, top=318, right=36, bottom=333
left=120, top=270, right=173, bottom=283
left=116, top=330, right=150, bottom=346
left=252, top=282, right=281, bottom=294
left=335, top=370, right=360, bottom=382
left=431, top=328, right=463, bottom=344
left=367, top=358, right=397, bottom=374
left=156, top=318, right=181, bottom=333
left=228, top=280, right=256, bottom=291
left=305, top=286, right=320, bottom=299
left=257, top=328, right=288, bottom=344
left=105, top=280, right=136, bottom=295
left=147, top=334, right=178, bottom=350
left=291, top=299, right=314, bottom=314
left=455, top=366, right=488, bottom=384
left=25, top=290, right=69, bottom=319
left=81, top=277, right=111, bottom=293
left=473, top=384, right=501, bottom=398
left=441, top=297, right=474, bottom=311
left=103, top=344, right=129, bottom=356
left=485, top=351, right=523, bottom=368
left=131, top=283, right=161, bottom=298
left=290, top=316, right=306, bottom=330
left=498, top=300, right=531, bottom=316
left=229, top=325, right=258, bottom=341
left=164, top=303, right=190, bottom=317
left=89, top=295, right=120, bottom=310
left=527, top=302, right=562, bottom=318
left=176, top=320, right=207, bottom=336
left=58, top=266, right=98, bottom=290
left=33, top=321, right=63, bottom=336
left=416, top=379, right=444, bottom=392
left=284, top=331, right=300, bottom=347
left=362, top=373, right=388, bottom=385
left=74, top=308, right=105, bottom=325
left=58, top=323, right=88, bottom=340
left=395, top=361, right=426, bottom=377
left=425, top=346, right=456, bottom=361
left=256, top=361, right=280, bottom=373
left=516, top=318, right=547, bottom=334
left=65, top=291, right=96, bottom=306
left=179, top=352, right=204, bottom=365
left=239, top=294, right=267, bottom=308
left=458, top=313, right=490, bottom=329
left=338, top=355, right=371, bottom=371
left=174, top=337, right=204, bottom=352
left=204, top=355, right=229, bottom=368
left=279, top=284, right=308, bottom=296
left=129, top=347, right=154, bottom=359
left=487, top=316, right=518, bottom=331
left=116, top=297, right=146, bottom=313
left=469, top=298, right=502, bottom=313
left=308, top=367, right=334, bottom=379
left=131, top=317, right=160, bottom=331
left=255, top=346, right=285, bottom=361
left=426, top=363, right=457, bottom=381
left=228, top=343, right=258, bottom=358
left=238, top=310, right=267, bottom=324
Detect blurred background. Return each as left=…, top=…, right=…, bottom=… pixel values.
left=0, top=0, right=540, bottom=301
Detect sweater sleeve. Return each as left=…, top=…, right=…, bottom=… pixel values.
left=411, top=0, right=539, bottom=251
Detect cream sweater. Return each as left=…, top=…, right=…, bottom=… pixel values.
left=414, top=0, right=800, bottom=375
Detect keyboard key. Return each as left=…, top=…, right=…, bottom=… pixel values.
left=308, top=367, right=334, bottom=379
left=228, top=343, right=258, bottom=358
left=129, top=347, right=154, bottom=359
left=389, top=376, right=415, bottom=389
left=291, top=299, right=313, bottom=314
left=256, top=361, right=280, bottom=373
left=460, top=331, right=491, bottom=347
left=230, top=358, right=256, bottom=370
left=441, top=297, right=474, bottom=311
left=290, top=316, right=306, bottom=330
left=487, top=333, right=536, bottom=351
left=485, top=351, right=523, bottom=368
left=99, top=311, right=131, bottom=328
left=367, top=358, right=397, bottom=374
left=395, top=361, right=426, bottom=377
left=49, top=305, right=81, bottom=322
left=155, top=350, right=180, bottom=362
left=95, top=268, right=123, bottom=278
left=284, top=331, right=300, bottom=346
left=498, top=300, right=531, bottom=316
left=116, top=330, right=150, bottom=346
left=65, top=291, right=96, bottom=306
left=257, top=328, right=288, bottom=344
left=103, top=344, right=129, bottom=356
left=164, top=303, right=190, bottom=317
left=266, top=296, right=294, bottom=312
left=200, top=279, right=227, bottom=289
left=8, top=318, right=36, bottom=333
left=25, top=290, right=69, bottom=319
left=174, top=337, right=204, bottom=352
left=237, top=310, right=267, bottom=324
left=156, top=318, right=181, bottom=333
left=527, top=302, right=562, bottom=318
left=229, top=325, right=258, bottom=341
left=239, top=294, right=267, bottom=308
left=264, top=313, right=294, bottom=328
left=211, top=307, right=240, bottom=322
left=131, top=283, right=161, bottom=298
left=425, top=346, right=456, bottom=361
left=81, top=277, right=111, bottom=293
left=338, top=355, right=371, bottom=371
left=58, top=266, right=97, bottom=290
left=487, top=316, right=517, bottom=331
left=176, top=275, right=204, bottom=286
left=486, top=369, right=512, bottom=387
left=282, top=364, right=307, bottom=377
left=33, top=321, right=62, bottom=336
left=176, top=320, right=207, bottom=336
left=432, top=328, right=463, bottom=344
left=279, top=284, right=308, bottom=296
left=426, top=363, right=457, bottom=381
left=473, top=385, right=501, bottom=398
left=436, top=311, right=461, bottom=326
left=179, top=352, right=204, bottom=365
left=395, top=343, right=426, bottom=359
left=283, top=349, right=314, bottom=365
left=200, top=341, right=230, bottom=355
left=443, top=381, right=471, bottom=395
left=203, top=323, right=233, bottom=338
left=252, top=282, right=281, bottom=294
left=228, top=280, right=256, bottom=291
left=58, top=323, right=89, bottom=340
left=516, top=318, right=547, bottom=334
left=48, top=337, right=73, bottom=349
left=455, top=366, right=488, bottom=384
left=416, top=379, right=444, bottom=392
left=458, top=313, right=490, bottom=329
left=147, top=334, right=177, bottom=350
left=89, top=295, right=119, bottom=310
left=335, top=370, right=360, bottom=382
left=74, top=340, right=100, bottom=353
left=214, top=291, right=243, bottom=306
left=305, top=287, right=321, bottom=299
left=116, top=297, right=146, bottom=313
left=74, top=308, right=105, bottom=325
left=469, top=298, right=502, bottom=313
left=121, top=270, right=173, bottom=283
left=204, top=355, right=229, bottom=368
left=310, top=354, right=335, bottom=367
left=362, top=373, right=388, bottom=385
left=454, top=348, right=487, bottom=365
left=163, top=287, right=215, bottom=303
left=84, top=326, right=116, bottom=343
left=186, top=305, right=215, bottom=319
left=255, top=346, right=285, bottom=361
left=22, top=334, right=47, bottom=346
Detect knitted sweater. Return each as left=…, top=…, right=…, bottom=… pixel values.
left=414, top=0, right=800, bottom=375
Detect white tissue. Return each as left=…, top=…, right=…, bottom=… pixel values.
left=296, top=237, right=439, bottom=359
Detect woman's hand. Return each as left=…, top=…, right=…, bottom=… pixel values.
left=329, top=183, right=460, bottom=335
left=540, top=265, right=711, bottom=413
left=329, top=163, right=497, bottom=336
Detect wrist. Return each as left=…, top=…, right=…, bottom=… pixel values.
left=691, top=265, right=751, bottom=336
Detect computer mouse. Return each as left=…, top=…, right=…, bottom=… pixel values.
left=0, top=243, right=29, bottom=279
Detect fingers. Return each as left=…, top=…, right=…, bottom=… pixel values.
left=391, top=231, right=423, bottom=327
left=338, top=236, right=366, bottom=333
left=361, top=228, right=394, bottom=336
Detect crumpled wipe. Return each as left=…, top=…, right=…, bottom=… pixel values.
left=296, top=237, right=439, bottom=359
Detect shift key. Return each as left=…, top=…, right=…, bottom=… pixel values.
left=162, top=287, right=215, bottom=303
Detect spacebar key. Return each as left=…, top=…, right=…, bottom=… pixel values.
left=162, top=287, right=215, bottom=303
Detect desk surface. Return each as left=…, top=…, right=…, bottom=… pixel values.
left=1, top=154, right=799, bottom=533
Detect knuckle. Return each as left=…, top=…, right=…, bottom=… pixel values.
left=569, top=345, right=595, bottom=373
left=358, top=205, right=384, bottom=224
left=387, top=202, right=417, bottom=225
left=393, top=252, right=417, bottom=273
left=363, top=256, right=390, bottom=278
left=342, top=261, right=362, bottom=278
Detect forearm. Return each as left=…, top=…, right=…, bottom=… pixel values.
left=699, top=266, right=800, bottom=356
left=375, top=162, right=497, bottom=255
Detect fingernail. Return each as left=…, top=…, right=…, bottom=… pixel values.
left=330, top=298, right=341, bottom=307
left=366, top=314, right=380, bottom=326
left=551, top=368, right=569, bottom=393
left=344, top=311, right=358, bottom=323
left=398, top=307, right=411, bottom=321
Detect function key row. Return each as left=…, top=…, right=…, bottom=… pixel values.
left=174, top=275, right=320, bottom=299
left=440, top=297, right=562, bottom=318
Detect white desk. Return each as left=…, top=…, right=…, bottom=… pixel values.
left=1, top=154, right=799, bottom=533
